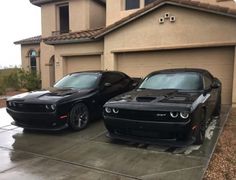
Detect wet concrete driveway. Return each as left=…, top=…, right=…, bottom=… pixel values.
left=0, top=106, right=230, bottom=180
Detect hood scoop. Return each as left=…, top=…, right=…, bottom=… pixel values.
left=136, top=96, right=156, bottom=102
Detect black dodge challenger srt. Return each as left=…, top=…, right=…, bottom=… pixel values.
left=7, top=71, right=137, bottom=131
left=103, top=69, right=221, bottom=145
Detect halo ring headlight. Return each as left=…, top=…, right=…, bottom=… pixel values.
left=105, top=107, right=112, bottom=113
left=180, top=112, right=189, bottom=119
left=51, top=104, right=56, bottom=111
left=170, top=112, right=178, bottom=118
left=113, top=108, right=119, bottom=114
left=45, top=105, right=50, bottom=110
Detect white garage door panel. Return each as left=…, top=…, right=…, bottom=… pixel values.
left=65, top=55, right=101, bottom=74
left=117, top=47, right=234, bottom=104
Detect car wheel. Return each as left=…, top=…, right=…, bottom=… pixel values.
left=194, top=109, right=206, bottom=145
left=69, top=103, right=90, bottom=131
left=213, top=94, right=221, bottom=117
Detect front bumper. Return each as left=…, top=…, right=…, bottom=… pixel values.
left=104, top=116, right=195, bottom=146
left=7, top=108, right=68, bottom=131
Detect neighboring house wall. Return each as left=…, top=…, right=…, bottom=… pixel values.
left=104, top=5, right=236, bottom=104
left=21, top=44, right=40, bottom=72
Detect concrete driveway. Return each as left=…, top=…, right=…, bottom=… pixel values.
left=0, top=106, right=230, bottom=180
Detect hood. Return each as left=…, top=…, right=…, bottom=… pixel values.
left=105, top=89, right=202, bottom=112
left=7, top=87, right=95, bottom=104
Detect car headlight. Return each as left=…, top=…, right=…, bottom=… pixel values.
left=112, top=108, right=119, bottom=114
left=51, top=104, right=56, bottom=111
left=8, top=101, right=12, bottom=107
left=45, top=104, right=56, bottom=111
left=170, top=112, right=178, bottom=118
left=105, top=107, right=112, bottom=113
left=45, top=105, right=50, bottom=110
left=180, top=112, right=189, bottom=119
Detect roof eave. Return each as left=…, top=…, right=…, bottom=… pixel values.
left=43, top=38, right=102, bottom=45
left=30, top=0, right=106, bottom=6
left=14, top=41, right=41, bottom=45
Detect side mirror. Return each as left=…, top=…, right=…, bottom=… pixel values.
left=132, top=82, right=139, bottom=87
left=211, top=81, right=220, bottom=89
left=104, top=82, right=112, bottom=87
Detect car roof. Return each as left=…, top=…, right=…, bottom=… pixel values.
left=150, top=68, right=210, bottom=75
left=69, top=70, right=125, bottom=75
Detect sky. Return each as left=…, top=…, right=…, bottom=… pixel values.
left=0, top=0, right=41, bottom=69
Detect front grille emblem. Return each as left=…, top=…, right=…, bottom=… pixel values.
left=156, top=113, right=167, bottom=117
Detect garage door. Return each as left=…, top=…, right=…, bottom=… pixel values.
left=65, top=55, right=101, bottom=74
left=117, top=47, right=234, bottom=104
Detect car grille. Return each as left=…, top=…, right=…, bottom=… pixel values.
left=111, top=109, right=188, bottom=123
left=9, top=103, right=47, bottom=113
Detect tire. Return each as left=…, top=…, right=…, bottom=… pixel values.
left=213, top=94, right=221, bottom=117
left=194, top=109, right=206, bottom=145
left=69, top=103, right=90, bottom=131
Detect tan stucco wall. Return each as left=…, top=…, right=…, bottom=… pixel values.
left=40, top=0, right=105, bottom=88
left=232, top=46, right=236, bottom=107
left=89, top=1, right=106, bottom=29
left=41, top=0, right=106, bottom=36
left=53, top=41, right=104, bottom=83
left=21, top=44, right=40, bottom=72
left=40, top=42, right=55, bottom=88
left=41, top=3, right=57, bottom=37
left=104, top=4, right=236, bottom=104
left=106, top=0, right=141, bottom=26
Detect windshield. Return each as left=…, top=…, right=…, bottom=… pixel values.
left=54, top=73, right=100, bottom=89
left=139, top=72, right=203, bottom=90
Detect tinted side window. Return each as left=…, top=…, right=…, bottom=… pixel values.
left=203, top=74, right=213, bottom=89
left=102, top=73, right=124, bottom=84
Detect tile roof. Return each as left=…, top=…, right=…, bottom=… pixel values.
left=43, top=27, right=104, bottom=45
left=30, top=0, right=106, bottom=6
left=14, top=35, right=42, bottom=45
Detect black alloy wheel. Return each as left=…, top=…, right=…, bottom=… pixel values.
left=69, top=103, right=90, bottom=131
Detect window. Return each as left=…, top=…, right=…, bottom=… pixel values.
left=102, top=72, right=124, bottom=84
left=54, top=73, right=101, bottom=89
left=139, top=73, right=203, bottom=90
left=29, top=50, right=37, bottom=72
left=125, top=0, right=140, bottom=10
left=59, top=4, right=69, bottom=33
left=203, top=74, right=213, bottom=90
left=145, top=0, right=156, bottom=5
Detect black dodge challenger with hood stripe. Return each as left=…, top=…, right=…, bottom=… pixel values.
left=6, top=71, right=138, bottom=131
left=103, top=69, right=221, bottom=146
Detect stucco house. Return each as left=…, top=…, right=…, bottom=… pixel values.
left=15, top=0, right=236, bottom=106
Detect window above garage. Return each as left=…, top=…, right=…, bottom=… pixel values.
left=125, top=0, right=140, bottom=10
left=57, top=3, right=70, bottom=34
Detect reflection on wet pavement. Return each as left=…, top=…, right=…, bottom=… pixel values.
left=0, top=106, right=231, bottom=180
